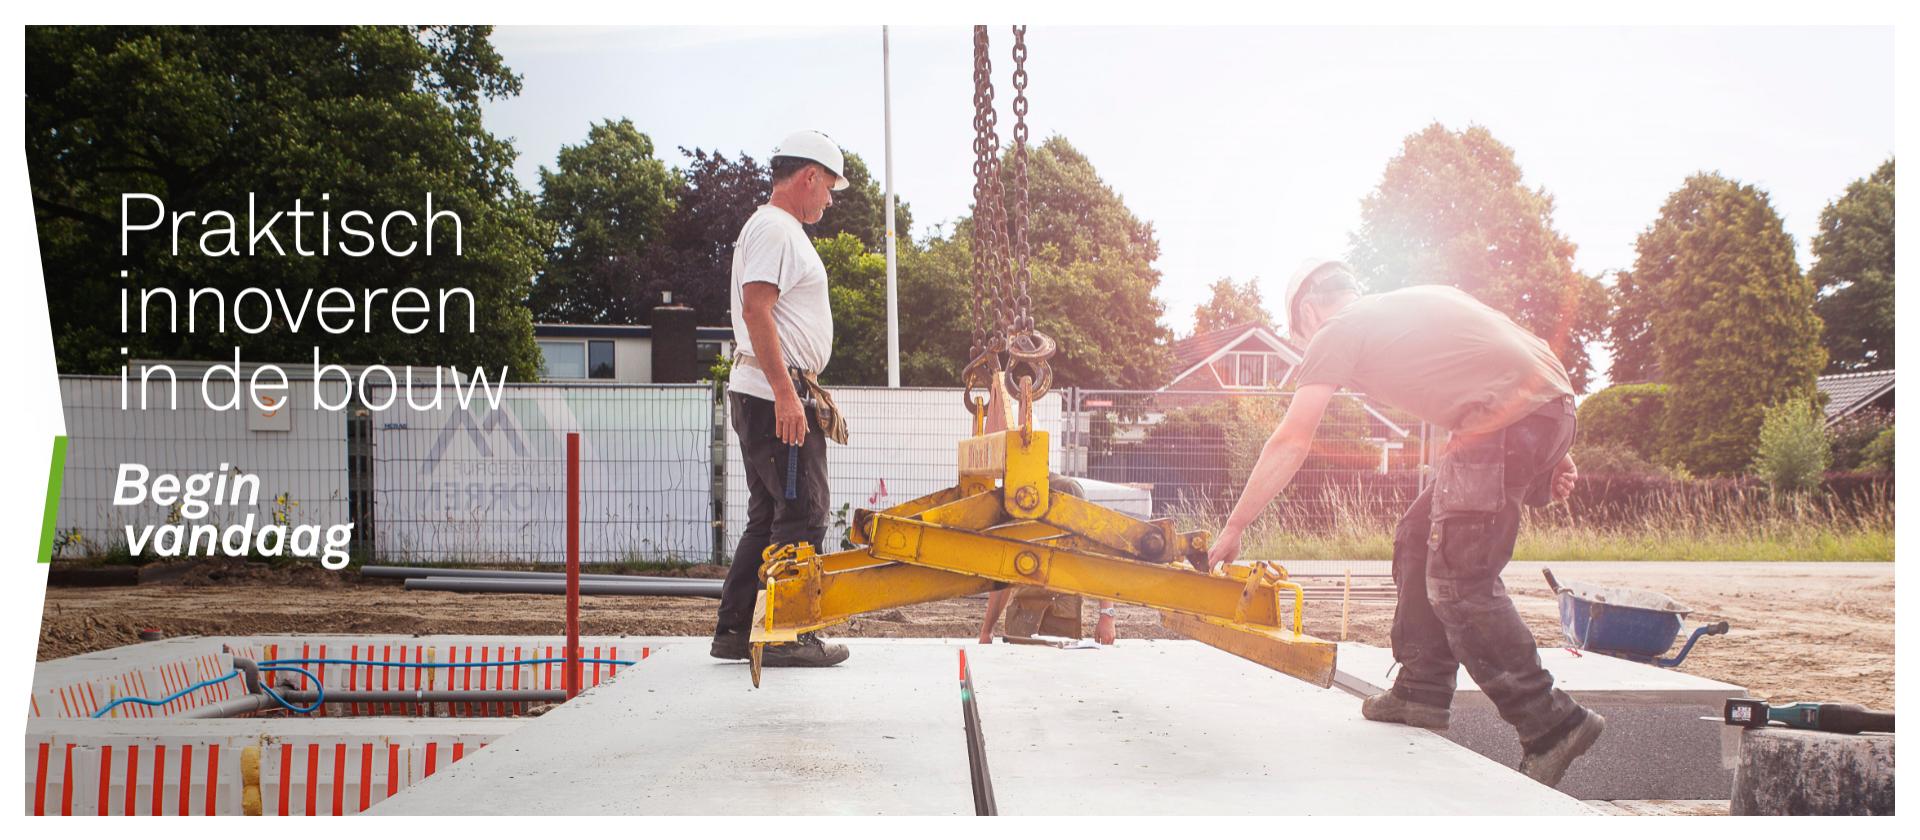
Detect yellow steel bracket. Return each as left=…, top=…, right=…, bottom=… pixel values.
left=1157, top=611, right=1336, bottom=688
left=762, top=548, right=1000, bottom=640
left=957, top=429, right=1051, bottom=517
left=858, top=513, right=1336, bottom=685
left=747, top=542, right=812, bottom=688
left=1040, top=492, right=1177, bottom=562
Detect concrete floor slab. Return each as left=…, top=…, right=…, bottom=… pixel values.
left=371, top=640, right=974, bottom=815
left=376, top=639, right=1589, bottom=815
left=1337, top=643, right=1746, bottom=700
left=968, top=641, right=1590, bottom=814
left=1336, top=643, right=1745, bottom=800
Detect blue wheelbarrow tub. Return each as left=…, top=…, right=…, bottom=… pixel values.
left=1554, top=580, right=1691, bottom=659
left=1541, top=567, right=1728, bottom=667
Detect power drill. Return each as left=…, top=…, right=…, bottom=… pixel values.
left=1724, top=698, right=1894, bottom=734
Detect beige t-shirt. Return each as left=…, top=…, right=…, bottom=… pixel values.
left=1289, top=285, right=1573, bottom=435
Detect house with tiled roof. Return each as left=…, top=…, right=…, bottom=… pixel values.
left=1816, top=369, right=1895, bottom=426
left=1065, top=321, right=1422, bottom=516
left=1155, top=322, right=1411, bottom=440
left=1162, top=322, right=1300, bottom=394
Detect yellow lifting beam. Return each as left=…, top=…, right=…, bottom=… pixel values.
left=751, top=425, right=1341, bottom=689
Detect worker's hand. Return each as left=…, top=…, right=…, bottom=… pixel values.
left=1551, top=454, right=1578, bottom=502
left=1206, top=526, right=1243, bottom=573
left=773, top=390, right=808, bottom=446
left=1094, top=605, right=1116, bottom=645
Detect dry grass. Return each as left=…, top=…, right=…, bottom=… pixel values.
left=1175, top=479, right=1894, bottom=562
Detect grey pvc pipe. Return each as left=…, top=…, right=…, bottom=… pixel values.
left=230, top=655, right=263, bottom=694
left=175, top=694, right=274, bottom=719
left=362, top=565, right=715, bottom=585
left=404, top=576, right=722, bottom=598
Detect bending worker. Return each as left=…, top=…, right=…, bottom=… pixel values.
left=1206, top=259, right=1601, bottom=787
left=709, top=130, right=851, bottom=669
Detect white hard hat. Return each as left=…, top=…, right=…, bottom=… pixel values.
left=772, top=129, right=850, bottom=191
left=1284, top=258, right=1356, bottom=342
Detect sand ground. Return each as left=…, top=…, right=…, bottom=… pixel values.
left=36, top=559, right=1892, bottom=709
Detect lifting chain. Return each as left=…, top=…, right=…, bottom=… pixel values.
left=964, top=25, right=1056, bottom=421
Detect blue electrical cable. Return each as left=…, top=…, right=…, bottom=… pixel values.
left=90, top=670, right=240, bottom=718
left=256, top=664, right=326, bottom=714
left=85, top=655, right=643, bottom=719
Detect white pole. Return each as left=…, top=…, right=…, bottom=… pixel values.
left=883, top=25, right=901, bottom=388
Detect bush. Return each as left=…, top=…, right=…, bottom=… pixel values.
left=1859, top=426, right=1894, bottom=471
left=1752, top=400, right=1831, bottom=493
left=1570, top=441, right=1682, bottom=479
left=1826, top=407, right=1892, bottom=471
left=1577, top=383, right=1670, bottom=461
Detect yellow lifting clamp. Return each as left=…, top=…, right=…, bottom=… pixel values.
left=750, top=373, right=1339, bottom=689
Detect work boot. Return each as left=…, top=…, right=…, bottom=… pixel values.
left=1360, top=691, right=1451, bottom=729
left=1519, top=710, right=1606, bottom=787
left=710, top=630, right=748, bottom=661
left=760, top=632, right=850, bottom=668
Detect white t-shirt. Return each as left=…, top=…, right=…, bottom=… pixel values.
left=726, top=204, right=834, bottom=401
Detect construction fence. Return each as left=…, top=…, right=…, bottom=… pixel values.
left=1063, top=389, right=1432, bottom=531
left=52, top=376, right=1430, bottom=566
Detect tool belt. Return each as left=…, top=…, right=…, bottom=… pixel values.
left=736, top=353, right=849, bottom=445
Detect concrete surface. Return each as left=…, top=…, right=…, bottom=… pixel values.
left=1335, top=643, right=1746, bottom=800
left=1731, top=728, right=1894, bottom=815
left=372, top=639, right=973, bottom=815
left=376, top=639, right=1592, bottom=815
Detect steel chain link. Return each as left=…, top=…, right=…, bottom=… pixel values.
left=964, top=26, right=1055, bottom=409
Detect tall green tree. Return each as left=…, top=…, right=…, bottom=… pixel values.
left=1810, top=158, right=1894, bottom=372
left=1605, top=265, right=1659, bottom=384
left=892, top=137, right=1174, bottom=389
left=1347, top=123, right=1607, bottom=390
left=648, top=147, right=769, bottom=326
left=1192, top=277, right=1275, bottom=335
left=528, top=119, right=677, bottom=324
left=1636, top=173, right=1826, bottom=475
left=814, top=232, right=890, bottom=386
left=27, top=26, right=544, bottom=377
left=814, top=152, right=913, bottom=254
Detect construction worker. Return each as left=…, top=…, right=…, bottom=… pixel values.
left=710, top=130, right=852, bottom=668
left=1206, top=259, right=1602, bottom=787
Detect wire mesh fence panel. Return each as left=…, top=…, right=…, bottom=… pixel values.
left=368, top=383, right=715, bottom=565
left=53, top=375, right=351, bottom=560
left=722, top=386, right=1067, bottom=558
left=1062, top=389, right=1430, bottom=533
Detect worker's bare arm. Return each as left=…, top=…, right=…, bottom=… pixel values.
left=740, top=282, right=807, bottom=445
left=1206, top=383, right=1336, bottom=569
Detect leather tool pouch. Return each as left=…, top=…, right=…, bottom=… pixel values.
left=792, top=370, right=850, bottom=445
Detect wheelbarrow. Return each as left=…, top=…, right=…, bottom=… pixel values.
left=1542, top=568, right=1729, bottom=667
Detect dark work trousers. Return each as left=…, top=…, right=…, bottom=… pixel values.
left=1389, top=397, right=1581, bottom=749
left=714, top=390, right=830, bottom=640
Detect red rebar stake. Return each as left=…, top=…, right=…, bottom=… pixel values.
left=565, top=431, right=582, bottom=699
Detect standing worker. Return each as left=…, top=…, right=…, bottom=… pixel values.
left=1207, top=259, right=1602, bottom=787
left=710, top=130, right=852, bottom=668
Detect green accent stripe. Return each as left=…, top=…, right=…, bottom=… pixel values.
left=38, top=436, right=68, bottom=564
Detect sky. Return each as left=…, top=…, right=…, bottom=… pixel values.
left=480, top=25, right=1894, bottom=389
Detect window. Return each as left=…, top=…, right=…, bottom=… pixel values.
left=1218, top=351, right=1288, bottom=389
left=1237, top=353, right=1263, bottom=387
left=588, top=340, right=615, bottom=379
left=696, top=340, right=726, bottom=363
left=538, top=340, right=586, bottom=379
